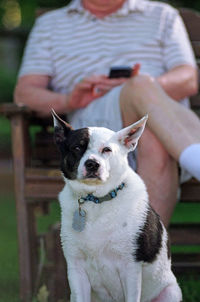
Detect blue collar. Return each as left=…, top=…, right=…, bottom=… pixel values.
left=79, top=183, right=125, bottom=204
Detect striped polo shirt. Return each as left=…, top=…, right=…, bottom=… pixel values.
left=19, top=0, right=196, bottom=96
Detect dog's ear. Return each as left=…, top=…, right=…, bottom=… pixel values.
left=117, top=115, right=148, bottom=150
left=52, top=109, right=73, bottom=145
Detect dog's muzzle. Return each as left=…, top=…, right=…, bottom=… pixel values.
left=84, top=159, right=100, bottom=178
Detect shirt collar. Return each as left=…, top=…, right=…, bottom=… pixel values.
left=66, top=0, right=85, bottom=14
left=114, top=0, right=146, bottom=15
left=66, top=0, right=145, bottom=16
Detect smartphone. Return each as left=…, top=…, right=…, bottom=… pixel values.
left=108, top=66, right=132, bottom=79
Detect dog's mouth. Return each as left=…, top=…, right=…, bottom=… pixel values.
left=80, top=172, right=103, bottom=185
left=85, top=172, right=100, bottom=179
left=80, top=178, right=103, bottom=185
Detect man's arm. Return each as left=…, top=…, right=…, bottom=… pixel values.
left=14, top=75, right=69, bottom=116
left=157, top=65, right=198, bottom=101
left=14, top=74, right=127, bottom=116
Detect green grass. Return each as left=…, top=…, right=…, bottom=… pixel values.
left=0, top=65, right=16, bottom=103
left=37, top=201, right=60, bottom=234
left=171, top=202, right=200, bottom=223
left=0, top=193, right=61, bottom=302
left=171, top=202, right=200, bottom=255
left=0, top=193, right=20, bottom=302
left=0, top=115, right=51, bottom=155
left=0, top=116, right=11, bottom=137
left=0, top=116, right=12, bottom=152
left=179, top=275, right=200, bottom=302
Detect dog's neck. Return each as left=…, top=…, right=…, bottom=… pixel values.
left=78, top=182, right=126, bottom=204
left=68, top=169, right=129, bottom=198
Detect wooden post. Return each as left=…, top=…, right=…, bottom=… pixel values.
left=11, top=113, right=37, bottom=302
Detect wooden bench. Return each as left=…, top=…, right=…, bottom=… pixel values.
left=0, top=7, right=200, bottom=302
left=169, top=7, right=200, bottom=275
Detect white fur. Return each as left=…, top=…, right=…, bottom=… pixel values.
left=58, top=125, right=182, bottom=302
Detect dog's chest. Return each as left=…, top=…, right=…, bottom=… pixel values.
left=74, top=222, right=133, bottom=302
left=84, top=251, right=127, bottom=301
left=61, top=200, right=137, bottom=301
left=60, top=182, right=147, bottom=260
left=60, top=181, right=149, bottom=301
left=66, top=201, right=136, bottom=255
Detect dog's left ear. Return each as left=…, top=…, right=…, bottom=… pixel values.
left=52, top=109, right=73, bottom=145
left=117, top=115, right=148, bottom=150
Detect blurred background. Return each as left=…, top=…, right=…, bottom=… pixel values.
left=0, top=1, right=200, bottom=302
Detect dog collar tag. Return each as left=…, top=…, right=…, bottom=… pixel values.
left=72, top=199, right=86, bottom=232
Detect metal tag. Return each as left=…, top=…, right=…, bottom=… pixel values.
left=72, top=209, right=86, bottom=232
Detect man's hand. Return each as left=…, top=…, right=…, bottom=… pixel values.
left=66, top=75, right=128, bottom=111
left=14, top=64, right=140, bottom=116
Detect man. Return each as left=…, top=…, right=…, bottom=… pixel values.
left=14, top=0, right=198, bottom=226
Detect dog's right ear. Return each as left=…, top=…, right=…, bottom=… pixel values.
left=51, top=109, right=73, bottom=145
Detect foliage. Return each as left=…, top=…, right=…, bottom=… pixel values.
left=169, top=0, right=200, bottom=11
left=0, top=0, right=72, bottom=29
left=0, top=65, right=16, bottom=102
left=0, top=0, right=200, bottom=30
left=36, top=0, right=71, bottom=8
left=35, top=285, right=49, bottom=302
left=33, top=284, right=66, bottom=302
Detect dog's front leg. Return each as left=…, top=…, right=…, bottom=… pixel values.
left=68, top=260, right=91, bottom=302
left=119, top=262, right=142, bottom=302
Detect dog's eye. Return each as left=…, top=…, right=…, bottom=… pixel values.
left=102, top=147, right=112, bottom=153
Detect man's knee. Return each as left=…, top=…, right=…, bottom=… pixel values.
left=138, top=129, right=176, bottom=173
left=121, top=74, right=157, bottom=111
left=124, top=74, right=155, bottom=94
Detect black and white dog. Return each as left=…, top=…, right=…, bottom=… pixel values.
left=52, top=110, right=182, bottom=302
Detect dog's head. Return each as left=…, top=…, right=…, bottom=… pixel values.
left=52, top=110, right=147, bottom=190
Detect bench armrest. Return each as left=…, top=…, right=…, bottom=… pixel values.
left=0, top=103, right=32, bottom=118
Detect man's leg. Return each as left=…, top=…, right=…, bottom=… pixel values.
left=120, top=74, right=200, bottom=225
left=120, top=74, right=200, bottom=158
left=119, top=82, right=178, bottom=226
left=137, top=128, right=178, bottom=227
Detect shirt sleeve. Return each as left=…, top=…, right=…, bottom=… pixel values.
left=18, top=14, right=54, bottom=77
left=162, top=9, right=196, bottom=70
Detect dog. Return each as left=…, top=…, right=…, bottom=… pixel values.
left=52, top=109, right=182, bottom=302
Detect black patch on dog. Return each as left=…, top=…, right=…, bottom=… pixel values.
left=134, top=205, right=163, bottom=263
left=55, top=126, right=89, bottom=180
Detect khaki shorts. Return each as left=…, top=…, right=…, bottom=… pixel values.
left=68, top=85, right=123, bottom=131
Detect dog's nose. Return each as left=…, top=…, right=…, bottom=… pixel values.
left=85, top=159, right=100, bottom=172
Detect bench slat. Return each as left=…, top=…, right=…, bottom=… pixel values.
left=170, top=223, right=200, bottom=245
